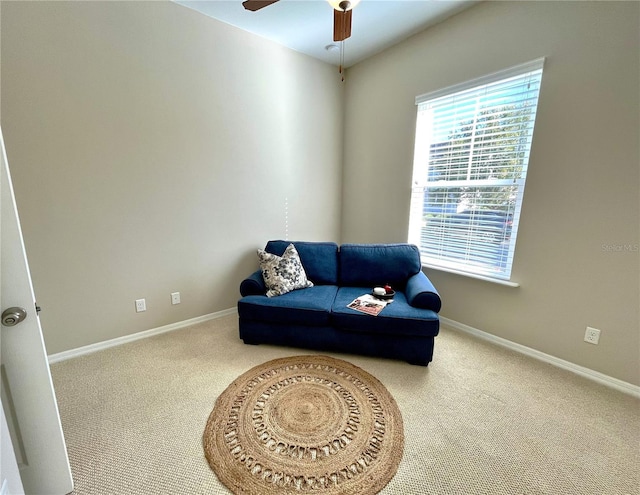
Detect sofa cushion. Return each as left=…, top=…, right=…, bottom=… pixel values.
left=258, top=243, right=313, bottom=297
left=339, top=244, right=422, bottom=289
left=265, top=240, right=339, bottom=285
left=331, top=287, right=439, bottom=337
left=238, top=285, right=338, bottom=327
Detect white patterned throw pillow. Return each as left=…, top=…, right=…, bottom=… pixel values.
left=258, top=243, right=314, bottom=297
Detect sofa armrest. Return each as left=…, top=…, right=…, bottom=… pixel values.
left=405, top=271, right=442, bottom=312
left=240, top=269, right=266, bottom=297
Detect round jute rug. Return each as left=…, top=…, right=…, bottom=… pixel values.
left=203, top=355, right=404, bottom=495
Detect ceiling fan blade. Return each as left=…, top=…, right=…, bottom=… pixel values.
left=333, top=9, right=352, bottom=42
left=242, top=0, right=279, bottom=12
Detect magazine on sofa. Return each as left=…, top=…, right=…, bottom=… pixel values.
left=347, top=294, right=391, bottom=316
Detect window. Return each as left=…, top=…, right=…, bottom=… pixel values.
left=408, top=59, right=544, bottom=282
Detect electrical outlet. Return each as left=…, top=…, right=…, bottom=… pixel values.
left=584, top=326, right=601, bottom=345
left=171, top=292, right=181, bottom=305
left=135, top=298, right=146, bottom=313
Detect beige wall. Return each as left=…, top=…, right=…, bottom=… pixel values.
left=1, top=1, right=343, bottom=353
left=341, top=1, right=639, bottom=384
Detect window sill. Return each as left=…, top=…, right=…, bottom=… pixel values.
left=422, top=263, right=520, bottom=288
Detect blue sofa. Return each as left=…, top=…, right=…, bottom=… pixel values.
left=237, top=241, right=442, bottom=365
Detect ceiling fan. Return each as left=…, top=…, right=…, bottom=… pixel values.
left=241, top=0, right=358, bottom=42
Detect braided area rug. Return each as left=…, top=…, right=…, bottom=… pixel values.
left=203, top=355, right=404, bottom=495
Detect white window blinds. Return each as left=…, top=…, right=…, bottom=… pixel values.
left=408, top=59, right=544, bottom=280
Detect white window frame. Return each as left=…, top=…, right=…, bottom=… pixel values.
left=408, top=58, right=545, bottom=285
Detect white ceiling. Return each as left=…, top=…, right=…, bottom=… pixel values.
left=173, top=0, right=477, bottom=67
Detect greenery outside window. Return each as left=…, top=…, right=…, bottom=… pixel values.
left=408, top=59, right=544, bottom=282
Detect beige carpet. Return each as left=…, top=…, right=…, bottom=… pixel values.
left=50, top=314, right=639, bottom=495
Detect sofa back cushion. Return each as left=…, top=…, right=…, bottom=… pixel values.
left=339, top=243, right=422, bottom=288
left=265, top=240, right=339, bottom=285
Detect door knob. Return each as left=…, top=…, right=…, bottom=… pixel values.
left=2, top=307, right=27, bottom=327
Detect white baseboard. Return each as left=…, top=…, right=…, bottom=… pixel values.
left=48, top=310, right=639, bottom=398
left=440, top=316, right=640, bottom=398
left=48, top=308, right=237, bottom=364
